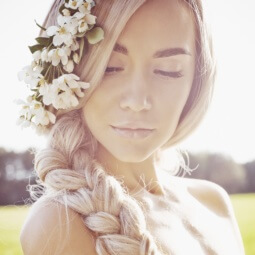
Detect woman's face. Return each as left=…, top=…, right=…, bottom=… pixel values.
left=83, top=0, right=196, bottom=163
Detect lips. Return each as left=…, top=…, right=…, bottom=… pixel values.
left=111, top=122, right=155, bottom=130
left=110, top=125, right=155, bottom=139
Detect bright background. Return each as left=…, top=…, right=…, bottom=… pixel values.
left=0, top=0, right=254, bottom=164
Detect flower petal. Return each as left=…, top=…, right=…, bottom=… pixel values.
left=63, top=60, right=74, bottom=73
left=78, top=81, right=90, bottom=89
left=53, top=34, right=64, bottom=47
left=61, top=55, right=69, bottom=66
left=47, top=111, right=56, bottom=124
left=67, top=78, right=79, bottom=88
left=85, top=14, right=96, bottom=25
left=73, top=88, right=84, bottom=97
left=46, top=26, right=59, bottom=36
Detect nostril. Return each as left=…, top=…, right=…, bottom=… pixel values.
left=119, top=96, right=152, bottom=111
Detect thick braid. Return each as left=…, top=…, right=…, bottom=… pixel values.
left=34, top=109, right=161, bottom=254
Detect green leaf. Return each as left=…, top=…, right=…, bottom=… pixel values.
left=85, top=27, right=104, bottom=44
left=34, top=20, right=46, bottom=31
left=28, top=44, right=44, bottom=54
left=35, top=37, right=51, bottom=46
left=59, top=4, right=66, bottom=14
left=36, top=95, right=43, bottom=101
left=65, top=0, right=69, bottom=3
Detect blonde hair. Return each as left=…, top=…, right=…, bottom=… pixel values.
left=28, top=0, right=216, bottom=254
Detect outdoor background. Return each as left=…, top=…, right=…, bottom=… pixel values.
left=0, top=0, right=255, bottom=254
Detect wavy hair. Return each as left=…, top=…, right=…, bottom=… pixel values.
left=27, top=0, right=216, bottom=254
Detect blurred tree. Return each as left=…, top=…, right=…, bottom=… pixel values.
left=0, top=147, right=254, bottom=205
left=187, top=152, right=247, bottom=194
left=244, top=160, right=255, bottom=192
left=0, top=147, right=35, bottom=205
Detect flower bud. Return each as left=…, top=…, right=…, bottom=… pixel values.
left=73, top=53, right=80, bottom=64
left=64, top=60, right=74, bottom=73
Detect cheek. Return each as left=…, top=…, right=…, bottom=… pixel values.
left=83, top=86, right=108, bottom=119
left=158, top=81, right=192, bottom=110
left=156, top=81, right=192, bottom=127
left=82, top=92, right=102, bottom=135
left=82, top=85, right=114, bottom=142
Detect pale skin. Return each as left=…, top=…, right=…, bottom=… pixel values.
left=20, top=0, right=245, bottom=254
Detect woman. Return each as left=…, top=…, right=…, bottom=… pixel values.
left=19, top=0, right=245, bottom=254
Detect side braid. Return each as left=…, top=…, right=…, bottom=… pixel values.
left=33, top=109, right=162, bottom=254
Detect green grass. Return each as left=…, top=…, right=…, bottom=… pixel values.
left=0, top=194, right=254, bottom=255
left=230, top=193, right=255, bottom=255
left=0, top=205, right=29, bottom=255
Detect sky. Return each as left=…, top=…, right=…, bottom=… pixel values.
left=0, top=0, right=254, bottom=164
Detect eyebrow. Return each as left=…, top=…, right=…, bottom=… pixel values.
left=113, top=42, right=191, bottom=58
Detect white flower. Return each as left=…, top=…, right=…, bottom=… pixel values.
left=41, top=49, right=50, bottom=62
left=79, top=0, right=94, bottom=13
left=53, top=74, right=78, bottom=91
left=48, top=48, right=69, bottom=66
left=53, top=89, right=79, bottom=109
left=50, top=74, right=90, bottom=109
left=47, top=26, right=73, bottom=47
left=73, top=11, right=86, bottom=19
left=78, top=19, right=89, bottom=33
left=16, top=95, right=56, bottom=127
left=39, top=83, right=56, bottom=106
left=16, top=116, right=32, bottom=128
left=63, top=60, right=74, bottom=73
left=18, top=65, right=43, bottom=89
left=61, top=74, right=90, bottom=89
left=15, top=97, right=33, bottom=122
left=62, top=9, right=71, bottom=16
left=17, top=0, right=103, bottom=131
left=33, top=50, right=41, bottom=62
left=65, top=0, right=84, bottom=10
left=73, top=10, right=96, bottom=33
left=79, top=13, right=96, bottom=33
left=46, top=15, right=78, bottom=47
left=85, top=14, right=96, bottom=25
left=15, top=97, right=34, bottom=127
left=32, top=103, right=56, bottom=126
left=57, top=15, right=77, bottom=29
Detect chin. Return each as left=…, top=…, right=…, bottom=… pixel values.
left=108, top=145, right=156, bottom=163
left=114, top=154, right=150, bottom=163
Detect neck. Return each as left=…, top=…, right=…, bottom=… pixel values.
left=95, top=145, right=165, bottom=196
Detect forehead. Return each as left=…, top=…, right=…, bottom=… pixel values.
left=116, top=0, right=196, bottom=57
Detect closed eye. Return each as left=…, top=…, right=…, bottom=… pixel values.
left=104, top=67, right=123, bottom=74
left=104, top=67, right=183, bottom=78
left=154, top=69, right=183, bottom=78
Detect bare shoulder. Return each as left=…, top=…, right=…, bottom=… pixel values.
left=161, top=171, right=232, bottom=216
left=185, top=177, right=245, bottom=252
left=184, top=177, right=232, bottom=216
left=163, top=171, right=239, bottom=217
left=20, top=198, right=97, bottom=255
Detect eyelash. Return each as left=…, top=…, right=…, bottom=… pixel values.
left=104, top=67, right=183, bottom=78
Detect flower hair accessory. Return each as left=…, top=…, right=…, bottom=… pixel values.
left=16, top=0, right=104, bottom=134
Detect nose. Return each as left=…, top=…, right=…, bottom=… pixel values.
left=119, top=73, right=152, bottom=112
